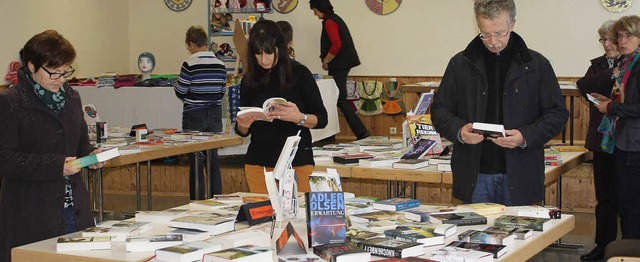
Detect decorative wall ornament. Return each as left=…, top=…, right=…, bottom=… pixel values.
left=273, top=0, right=298, bottom=14
left=165, top=0, right=193, bottom=12
left=601, top=0, right=633, bottom=12
left=365, top=0, right=401, bottom=15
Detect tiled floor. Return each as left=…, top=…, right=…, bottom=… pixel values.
left=98, top=194, right=605, bottom=262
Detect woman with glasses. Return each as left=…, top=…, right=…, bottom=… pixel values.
left=592, top=15, right=640, bottom=241
left=576, top=20, right=622, bottom=262
left=0, top=30, right=100, bottom=261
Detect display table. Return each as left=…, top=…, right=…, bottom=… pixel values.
left=11, top=200, right=575, bottom=262
left=74, top=79, right=340, bottom=146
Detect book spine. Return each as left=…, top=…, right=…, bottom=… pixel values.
left=449, top=217, right=487, bottom=226
left=305, top=193, right=313, bottom=248
left=358, top=244, right=401, bottom=258
left=495, top=221, right=542, bottom=231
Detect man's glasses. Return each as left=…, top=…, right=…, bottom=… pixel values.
left=41, top=66, right=75, bottom=80
left=478, top=29, right=510, bottom=41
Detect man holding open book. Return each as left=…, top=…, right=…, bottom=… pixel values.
left=431, top=0, right=568, bottom=206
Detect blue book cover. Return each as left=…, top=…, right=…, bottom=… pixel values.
left=305, top=192, right=347, bottom=247
left=373, top=198, right=420, bottom=211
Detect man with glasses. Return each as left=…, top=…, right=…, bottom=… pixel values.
left=431, top=0, right=568, bottom=206
left=576, top=20, right=622, bottom=261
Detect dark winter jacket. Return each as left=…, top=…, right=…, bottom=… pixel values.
left=608, top=52, right=640, bottom=152
left=0, top=69, right=95, bottom=262
left=431, top=32, right=569, bottom=205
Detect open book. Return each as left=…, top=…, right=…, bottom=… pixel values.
left=237, top=97, right=288, bottom=121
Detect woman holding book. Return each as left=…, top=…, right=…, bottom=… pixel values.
left=235, top=20, right=328, bottom=193
left=591, top=15, right=640, bottom=240
left=0, top=30, right=100, bottom=261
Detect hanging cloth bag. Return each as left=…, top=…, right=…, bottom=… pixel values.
left=357, top=80, right=383, bottom=115
left=346, top=80, right=360, bottom=112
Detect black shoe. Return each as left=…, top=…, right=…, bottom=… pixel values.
left=580, top=246, right=605, bottom=261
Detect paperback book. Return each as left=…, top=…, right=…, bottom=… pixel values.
left=431, top=246, right=493, bottom=262
left=493, top=215, right=551, bottom=231
left=471, top=122, right=506, bottom=138
left=125, top=234, right=183, bottom=252
left=456, top=202, right=505, bottom=216
left=169, top=213, right=236, bottom=235
left=237, top=97, right=288, bottom=121
left=457, top=229, right=515, bottom=246
left=396, top=222, right=457, bottom=238
left=429, top=212, right=487, bottom=226
left=312, top=243, right=371, bottom=262
left=202, top=245, right=273, bottom=262
left=346, top=227, right=383, bottom=243
left=135, top=209, right=191, bottom=224
left=484, top=226, right=533, bottom=240
left=305, top=191, right=347, bottom=247
left=400, top=138, right=437, bottom=160
left=81, top=226, right=138, bottom=242
left=359, top=156, right=399, bottom=168
left=372, top=198, right=420, bottom=211
left=332, top=153, right=374, bottom=165
left=67, top=148, right=120, bottom=169
left=446, top=241, right=507, bottom=258
left=56, top=236, right=112, bottom=252
left=402, top=205, right=457, bottom=222
left=356, top=238, right=425, bottom=258
left=383, top=226, right=445, bottom=246
left=392, top=158, right=429, bottom=170
left=349, top=210, right=402, bottom=223
left=155, top=238, right=223, bottom=262
left=405, top=114, right=445, bottom=155
left=308, top=170, right=342, bottom=191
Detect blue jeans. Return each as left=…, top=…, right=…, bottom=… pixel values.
left=182, top=106, right=222, bottom=200
left=470, top=173, right=513, bottom=205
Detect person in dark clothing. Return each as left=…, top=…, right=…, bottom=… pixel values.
left=576, top=20, right=622, bottom=262
left=235, top=20, right=328, bottom=193
left=0, top=30, right=100, bottom=261
left=592, top=14, right=640, bottom=244
left=431, top=0, right=568, bottom=205
left=309, top=0, right=368, bottom=140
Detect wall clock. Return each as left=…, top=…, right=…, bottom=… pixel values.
left=165, top=0, right=192, bottom=12
left=365, top=0, right=402, bottom=15
left=601, top=0, right=633, bottom=12
left=273, top=0, right=298, bottom=14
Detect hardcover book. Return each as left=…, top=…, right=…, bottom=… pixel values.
left=372, top=198, right=420, bottom=211
left=446, top=240, right=507, bottom=258
left=169, top=213, right=236, bottom=235
left=305, top=191, right=347, bottom=247
left=402, top=205, right=457, bottom=222
left=392, top=158, right=429, bottom=170
left=67, top=148, right=120, bottom=169
left=155, top=238, right=224, bottom=262
left=237, top=97, right=288, bottom=121
left=429, top=212, right=487, bottom=226
left=482, top=226, right=533, bottom=240
left=431, top=246, right=493, bottom=262
left=400, top=138, right=437, bottom=160
left=457, top=229, right=515, bottom=246
left=505, top=205, right=555, bottom=219
left=56, top=236, right=112, bottom=252
left=202, top=245, right=273, bottom=262
left=312, top=243, right=371, bottom=262
left=494, top=215, right=552, bottom=231
left=125, top=234, right=183, bottom=252
left=356, top=238, right=424, bottom=258
left=383, top=226, right=445, bottom=246
left=471, top=122, right=506, bottom=138
left=332, top=153, right=374, bottom=165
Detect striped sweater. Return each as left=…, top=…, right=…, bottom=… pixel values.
left=174, top=51, right=226, bottom=111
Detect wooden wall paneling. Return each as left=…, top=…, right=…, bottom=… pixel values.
left=561, top=163, right=596, bottom=212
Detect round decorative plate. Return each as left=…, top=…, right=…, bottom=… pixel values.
left=165, top=0, right=192, bottom=12
left=365, top=0, right=402, bottom=15
left=601, top=0, right=633, bottom=12
left=273, top=0, right=298, bottom=14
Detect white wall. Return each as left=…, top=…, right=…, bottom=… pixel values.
left=0, top=0, right=130, bottom=78
left=2, top=0, right=639, bottom=79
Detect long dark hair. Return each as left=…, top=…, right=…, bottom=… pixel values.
left=243, top=20, right=293, bottom=91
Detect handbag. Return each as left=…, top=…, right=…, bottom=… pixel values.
left=380, top=81, right=405, bottom=115
left=356, top=81, right=383, bottom=115
left=597, top=115, right=616, bottom=154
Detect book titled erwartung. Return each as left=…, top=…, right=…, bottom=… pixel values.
left=305, top=191, right=347, bottom=247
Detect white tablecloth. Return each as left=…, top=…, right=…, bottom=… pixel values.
left=75, top=79, right=340, bottom=154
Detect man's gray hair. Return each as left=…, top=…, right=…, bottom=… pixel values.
left=474, top=0, right=516, bottom=25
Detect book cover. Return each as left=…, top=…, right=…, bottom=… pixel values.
left=413, top=91, right=434, bottom=115
left=312, top=243, right=371, bottom=262
left=356, top=238, right=425, bottom=258
left=429, top=212, right=487, bottom=226
left=349, top=210, right=402, bottom=223
left=406, top=114, right=445, bottom=155
left=446, top=241, right=507, bottom=258
left=81, top=226, right=136, bottom=242
left=308, top=171, right=342, bottom=192
left=383, top=226, right=445, bottom=246
left=372, top=198, right=420, bottom=211
left=431, top=246, right=493, bottom=262
left=155, top=239, right=224, bottom=262
left=392, top=159, right=430, bottom=170
left=457, top=229, right=515, bottom=246
left=401, top=205, right=457, bottom=222
left=67, top=148, right=120, bottom=169
left=202, top=245, right=273, bottom=262
left=396, top=222, right=457, bottom=238
left=125, top=234, right=183, bottom=252
left=346, top=227, right=383, bottom=243
left=494, top=215, right=551, bottom=231
left=305, top=191, right=347, bottom=247
left=471, top=122, right=506, bottom=138
left=169, top=213, right=236, bottom=234
left=56, top=236, right=112, bottom=252
left=401, top=138, right=437, bottom=160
